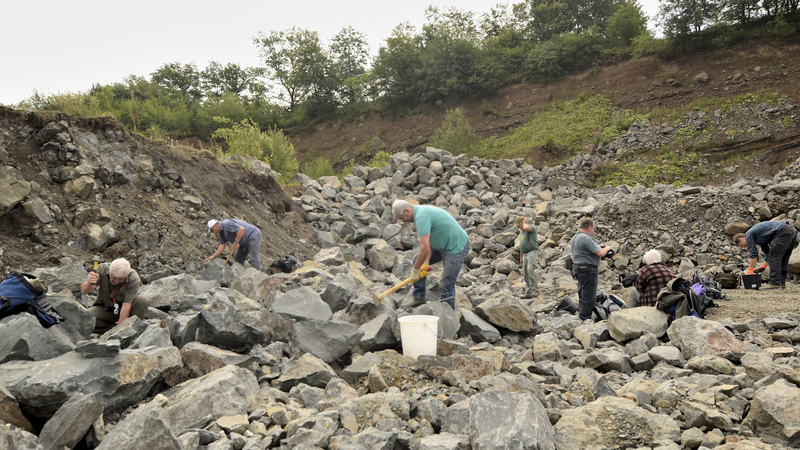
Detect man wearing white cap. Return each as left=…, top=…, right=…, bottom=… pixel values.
left=205, top=218, right=263, bottom=270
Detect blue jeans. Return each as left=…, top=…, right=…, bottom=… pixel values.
left=573, top=265, right=598, bottom=321
left=413, top=242, right=470, bottom=310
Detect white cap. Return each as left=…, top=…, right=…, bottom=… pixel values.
left=207, top=219, right=219, bottom=233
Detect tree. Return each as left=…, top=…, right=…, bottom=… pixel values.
left=606, top=1, right=649, bottom=47
left=254, top=28, right=331, bottom=111
left=201, top=62, right=264, bottom=99
left=719, top=0, right=761, bottom=24
left=373, top=23, right=424, bottom=108
left=150, top=63, right=202, bottom=101
left=517, top=0, right=624, bottom=42
left=329, top=27, right=371, bottom=108
left=330, top=27, right=370, bottom=80
left=659, top=0, right=721, bottom=36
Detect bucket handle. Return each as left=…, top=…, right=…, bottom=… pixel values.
left=423, top=321, right=438, bottom=338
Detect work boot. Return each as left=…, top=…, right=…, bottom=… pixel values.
left=761, top=283, right=781, bottom=290
left=781, top=281, right=786, bottom=290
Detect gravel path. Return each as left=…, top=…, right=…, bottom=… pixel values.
left=608, top=284, right=800, bottom=322
left=704, top=284, right=800, bottom=322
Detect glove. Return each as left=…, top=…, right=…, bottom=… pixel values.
left=745, top=267, right=755, bottom=275
left=754, top=263, right=768, bottom=274
left=410, top=264, right=430, bottom=282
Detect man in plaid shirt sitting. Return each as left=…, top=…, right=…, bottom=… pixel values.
left=629, top=249, right=675, bottom=307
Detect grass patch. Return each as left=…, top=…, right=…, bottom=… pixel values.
left=587, top=150, right=703, bottom=187
left=478, top=93, right=644, bottom=162
left=481, top=100, right=509, bottom=119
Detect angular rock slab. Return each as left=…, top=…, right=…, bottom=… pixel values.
left=293, top=319, right=364, bottom=363
left=274, top=353, right=337, bottom=391
left=442, top=390, right=555, bottom=450
left=475, top=291, right=536, bottom=332
left=607, top=307, right=669, bottom=342
left=0, top=346, right=181, bottom=419
left=744, top=379, right=800, bottom=447
left=667, top=316, right=747, bottom=361
left=161, top=365, right=259, bottom=434
left=554, top=396, right=680, bottom=449
left=38, top=392, right=103, bottom=450
left=97, top=402, right=181, bottom=450
left=271, top=286, right=333, bottom=321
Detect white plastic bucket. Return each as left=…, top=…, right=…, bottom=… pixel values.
left=398, top=315, right=439, bottom=359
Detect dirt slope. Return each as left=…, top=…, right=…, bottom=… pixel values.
left=0, top=107, right=318, bottom=280
left=291, top=39, right=800, bottom=168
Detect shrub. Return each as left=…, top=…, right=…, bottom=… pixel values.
left=631, top=33, right=673, bottom=59
left=212, top=117, right=299, bottom=180
left=429, top=108, right=481, bottom=156
left=303, top=157, right=335, bottom=179
left=369, top=151, right=392, bottom=168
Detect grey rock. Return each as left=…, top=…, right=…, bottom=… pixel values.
left=74, top=339, right=121, bottom=358
left=38, top=392, right=103, bottom=450
left=667, top=316, right=747, bottom=361
left=442, top=390, right=555, bottom=450
left=272, top=287, right=333, bottom=322
left=0, top=315, right=74, bottom=363
left=294, top=320, right=364, bottom=363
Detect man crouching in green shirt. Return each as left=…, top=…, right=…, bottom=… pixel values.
left=393, top=200, right=470, bottom=310
left=515, top=216, right=539, bottom=298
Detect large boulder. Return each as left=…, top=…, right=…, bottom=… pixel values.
left=667, top=316, right=747, bottom=361
left=554, top=396, right=680, bottom=449
left=606, top=307, right=669, bottom=342
left=743, top=379, right=800, bottom=447
left=441, top=390, right=555, bottom=450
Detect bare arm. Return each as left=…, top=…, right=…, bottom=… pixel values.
left=595, top=244, right=613, bottom=257
left=234, top=226, right=245, bottom=249
left=80, top=272, right=99, bottom=294
left=117, top=302, right=132, bottom=324
left=205, top=243, right=227, bottom=262
left=415, top=234, right=432, bottom=270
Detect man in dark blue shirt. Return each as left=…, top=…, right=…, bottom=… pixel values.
left=734, top=221, right=798, bottom=289
left=205, top=218, right=263, bottom=270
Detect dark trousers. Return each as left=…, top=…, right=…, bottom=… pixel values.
left=574, top=265, right=598, bottom=321
left=235, top=232, right=263, bottom=270
left=767, top=225, right=797, bottom=286
left=89, top=295, right=149, bottom=334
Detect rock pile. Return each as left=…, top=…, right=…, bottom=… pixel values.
left=2, top=138, right=800, bottom=449
left=0, top=106, right=316, bottom=281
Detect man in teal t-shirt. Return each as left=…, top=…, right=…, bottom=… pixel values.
left=393, top=200, right=470, bottom=310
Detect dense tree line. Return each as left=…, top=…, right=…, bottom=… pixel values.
left=17, top=0, right=800, bottom=141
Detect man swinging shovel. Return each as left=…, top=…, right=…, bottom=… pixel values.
left=372, top=264, right=431, bottom=304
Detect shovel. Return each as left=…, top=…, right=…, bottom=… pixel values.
left=372, top=266, right=431, bottom=304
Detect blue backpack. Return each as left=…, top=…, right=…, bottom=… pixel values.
left=0, top=272, right=65, bottom=328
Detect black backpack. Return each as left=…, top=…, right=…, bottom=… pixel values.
left=0, top=272, right=65, bottom=328
left=270, top=255, right=299, bottom=273
left=594, top=291, right=627, bottom=321
left=619, top=273, right=638, bottom=288
left=691, top=270, right=723, bottom=299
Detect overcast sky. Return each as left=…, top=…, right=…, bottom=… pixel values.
left=0, top=0, right=661, bottom=105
